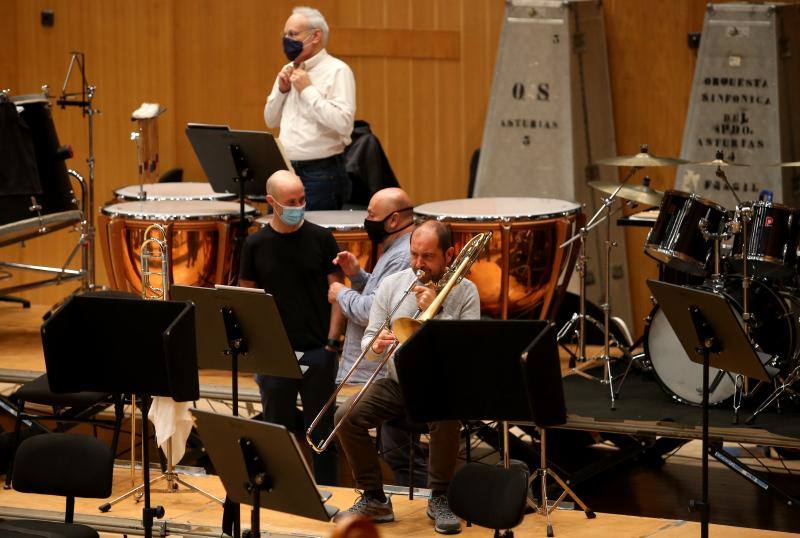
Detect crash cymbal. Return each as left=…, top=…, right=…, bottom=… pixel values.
left=589, top=180, right=664, bottom=206
left=596, top=144, right=688, bottom=167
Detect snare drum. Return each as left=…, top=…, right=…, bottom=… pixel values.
left=727, top=201, right=800, bottom=279
left=98, top=200, right=258, bottom=293
left=257, top=210, right=372, bottom=270
left=645, top=190, right=726, bottom=276
left=113, top=182, right=236, bottom=202
left=414, top=198, right=583, bottom=318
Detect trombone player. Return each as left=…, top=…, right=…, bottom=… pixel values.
left=333, top=220, right=480, bottom=535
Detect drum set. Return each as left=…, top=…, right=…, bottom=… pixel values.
left=583, top=146, right=800, bottom=420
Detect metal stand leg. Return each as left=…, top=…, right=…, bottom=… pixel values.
left=529, top=429, right=595, bottom=537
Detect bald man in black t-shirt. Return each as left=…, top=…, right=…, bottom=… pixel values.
left=240, top=170, right=345, bottom=485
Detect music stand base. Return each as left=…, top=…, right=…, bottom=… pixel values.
left=528, top=429, right=595, bottom=537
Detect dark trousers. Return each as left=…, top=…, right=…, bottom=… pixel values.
left=292, top=154, right=350, bottom=210
left=256, top=347, right=338, bottom=486
left=335, top=378, right=459, bottom=492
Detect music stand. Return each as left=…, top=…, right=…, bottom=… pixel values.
left=170, top=284, right=302, bottom=538
left=394, top=319, right=594, bottom=537
left=648, top=280, right=770, bottom=538
left=41, top=294, right=199, bottom=538
left=170, top=284, right=302, bottom=415
left=192, top=409, right=337, bottom=536
left=519, top=323, right=595, bottom=537
left=185, top=123, right=291, bottom=281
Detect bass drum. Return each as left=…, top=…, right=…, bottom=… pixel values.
left=645, top=279, right=796, bottom=406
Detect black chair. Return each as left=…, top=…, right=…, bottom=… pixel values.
left=377, top=416, right=429, bottom=499
left=3, top=290, right=133, bottom=488
left=448, top=462, right=529, bottom=536
left=0, top=433, right=115, bottom=537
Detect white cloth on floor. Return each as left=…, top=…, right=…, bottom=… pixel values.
left=148, top=396, right=193, bottom=464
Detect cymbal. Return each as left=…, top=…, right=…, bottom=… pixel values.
left=588, top=181, right=664, bottom=206
left=596, top=148, right=688, bottom=167
left=691, top=157, right=748, bottom=167
left=769, top=161, right=800, bottom=167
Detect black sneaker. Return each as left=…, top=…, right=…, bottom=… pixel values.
left=334, top=493, right=395, bottom=524
left=427, top=494, right=461, bottom=534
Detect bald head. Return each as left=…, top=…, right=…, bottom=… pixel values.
left=365, top=187, right=414, bottom=243
left=368, top=188, right=413, bottom=218
left=266, top=170, right=305, bottom=203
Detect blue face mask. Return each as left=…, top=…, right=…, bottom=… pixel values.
left=276, top=201, right=305, bottom=226
left=283, top=36, right=304, bottom=62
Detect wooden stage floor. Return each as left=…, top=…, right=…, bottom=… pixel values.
left=1, top=301, right=799, bottom=536
left=0, top=465, right=796, bottom=537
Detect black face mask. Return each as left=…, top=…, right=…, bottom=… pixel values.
left=283, top=36, right=304, bottom=62
left=364, top=207, right=413, bottom=244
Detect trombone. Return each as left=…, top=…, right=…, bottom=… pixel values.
left=305, top=231, right=492, bottom=454
left=140, top=223, right=169, bottom=300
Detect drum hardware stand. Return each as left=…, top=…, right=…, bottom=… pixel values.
left=562, top=165, right=642, bottom=409
left=57, top=52, right=98, bottom=289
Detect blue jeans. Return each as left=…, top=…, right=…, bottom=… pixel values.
left=292, top=154, right=351, bottom=210
left=256, top=347, right=338, bottom=486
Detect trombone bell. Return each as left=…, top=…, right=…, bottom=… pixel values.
left=393, top=317, right=422, bottom=344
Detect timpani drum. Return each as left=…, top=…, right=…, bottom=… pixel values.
left=414, top=198, right=583, bottom=318
left=257, top=210, right=372, bottom=270
left=98, top=200, right=258, bottom=293
left=113, top=182, right=236, bottom=202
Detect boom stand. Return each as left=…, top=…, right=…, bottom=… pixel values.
left=648, top=280, right=772, bottom=538
left=41, top=294, right=200, bottom=538
left=560, top=164, right=641, bottom=409
left=170, top=284, right=302, bottom=537
left=192, top=410, right=337, bottom=537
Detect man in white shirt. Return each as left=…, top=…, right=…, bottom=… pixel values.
left=265, top=6, right=356, bottom=210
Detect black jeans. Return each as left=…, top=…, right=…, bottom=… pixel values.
left=255, top=347, right=338, bottom=485
left=291, top=154, right=350, bottom=210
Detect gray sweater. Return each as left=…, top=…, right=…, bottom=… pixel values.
left=362, top=267, right=481, bottom=382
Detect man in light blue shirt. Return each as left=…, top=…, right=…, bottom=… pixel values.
left=328, top=188, right=414, bottom=384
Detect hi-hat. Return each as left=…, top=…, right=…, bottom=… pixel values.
left=596, top=144, right=688, bottom=167
left=692, top=157, right=748, bottom=167
left=589, top=180, right=664, bottom=206
left=692, top=150, right=747, bottom=167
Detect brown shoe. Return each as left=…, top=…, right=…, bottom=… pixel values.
left=333, top=493, right=395, bottom=524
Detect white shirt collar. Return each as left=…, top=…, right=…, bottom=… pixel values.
left=301, top=48, right=329, bottom=71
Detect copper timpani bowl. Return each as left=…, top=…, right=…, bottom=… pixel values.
left=414, top=197, right=583, bottom=319
left=257, top=210, right=373, bottom=270
left=98, top=200, right=258, bottom=294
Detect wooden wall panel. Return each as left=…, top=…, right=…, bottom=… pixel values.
left=1, top=0, right=736, bottom=339
left=604, top=0, right=708, bottom=335
left=1, top=0, right=175, bottom=305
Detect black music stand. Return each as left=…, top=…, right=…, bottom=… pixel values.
left=41, top=294, right=199, bottom=538
left=192, top=409, right=337, bottom=536
left=170, top=284, right=302, bottom=538
left=170, top=284, right=302, bottom=415
left=519, top=323, right=594, bottom=537
left=395, top=319, right=594, bottom=537
left=648, top=280, right=771, bottom=538
left=185, top=124, right=290, bottom=281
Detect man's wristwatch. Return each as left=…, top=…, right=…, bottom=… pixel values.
left=325, top=337, right=343, bottom=353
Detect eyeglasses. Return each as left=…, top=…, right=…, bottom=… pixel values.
left=282, top=28, right=316, bottom=39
